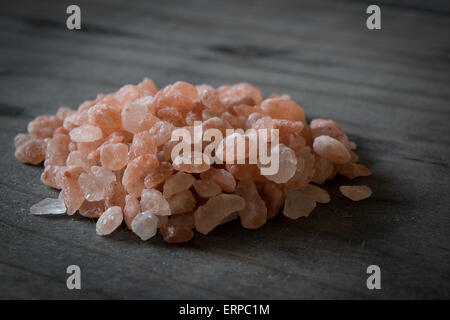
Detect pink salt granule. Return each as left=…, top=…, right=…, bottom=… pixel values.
left=15, top=78, right=372, bottom=243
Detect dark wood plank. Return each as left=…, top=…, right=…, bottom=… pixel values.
left=0, top=0, right=449, bottom=299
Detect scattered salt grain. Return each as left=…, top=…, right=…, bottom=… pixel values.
left=30, top=198, right=66, bottom=215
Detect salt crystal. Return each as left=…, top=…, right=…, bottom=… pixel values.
left=313, top=135, right=351, bottom=164
left=30, top=198, right=66, bottom=215
left=235, top=181, right=267, bottom=229
left=163, top=172, right=195, bottom=198
left=283, top=190, right=316, bottom=219
left=131, top=211, right=159, bottom=240
left=167, top=189, right=196, bottom=214
left=96, top=206, right=123, bottom=236
left=340, top=185, right=372, bottom=201
left=140, top=189, right=171, bottom=216
left=69, top=124, right=103, bottom=143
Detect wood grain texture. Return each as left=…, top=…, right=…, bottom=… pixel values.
left=0, top=0, right=449, bottom=299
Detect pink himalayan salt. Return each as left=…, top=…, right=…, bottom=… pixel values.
left=100, top=143, right=129, bottom=171
left=41, top=165, right=62, bottom=189
left=160, top=224, right=194, bottom=243
left=79, top=200, right=105, bottom=218
left=14, top=138, right=46, bottom=165
left=157, top=107, right=185, bottom=127
left=340, top=185, right=372, bottom=201
left=235, top=181, right=267, bottom=229
left=311, top=155, right=334, bottom=185
left=300, top=184, right=330, bottom=204
left=123, top=194, right=140, bottom=229
left=226, top=163, right=265, bottom=182
left=164, top=81, right=199, bottom=102
left=87, top=104, right=121, bottom=135
left=140, top=189, right=171, bottom=216
left=14, top=133, right=33, bottom=148
left=131, top=211, right=159, bottom=240
left=27, top=115, right=62, bottom=138
left=286, top=146, right=316, bottom=190
left=137, top=77, right=158, bottom=97
left=199, top=88, right=226, bottom=113
left=144, top=161, right=173, bottom=189
left=66, top=150, right=94, bottom=171
left=169, top=212, right=195, bottom=229
left=313, top=135, right=351, bottom=164
left=167, top=189, right=196, bottom=214
left=337, top=162, right=372, bottom=180
left=149, top=121, right=175, bottom=146
left=63, top=110, right=89, bottom=131
left=193, top=179, right=221, bottom=198
left=194, top=194, right=246, bottom=235
left=283, top=189, right=316, bottom=219
left=199, top=168, right=236, bottom=192
left=96, top=206, right=123, bottom=236
left=217, top=83, right=263, bottom=107
left=121, top=97, right=154, bottom=134
left=260, top=97, right=305, bottom=122
left=105, top=181, right=126, bottom=209
left=70, top=124, right=103, bottom=143
left=163, top=172, right=195, bottom=198
left=78, top=166, right=116, bottom=202
left=45, top=134, right=70, bottom=167
left=60, top=166, right=85, bottom=215
left=172, top=152, right=210, bottom=173
left=157, top=215, right=169, bottom=228
left=153, top=94, right=194, bottom=115
left=56, top=107, right=76, bottom=120
left=122, top=154, right=159, bottom=198
left=263, top=181, right=285, bottom=219
left=260, top=144, right=297, bottom=184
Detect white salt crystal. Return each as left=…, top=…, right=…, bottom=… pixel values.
left=131, top=211, right=158, bottom=240
left=30, top=198, right=66, bottom=215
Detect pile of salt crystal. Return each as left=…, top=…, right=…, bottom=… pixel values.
left=16, top=78, right=372, bottom=243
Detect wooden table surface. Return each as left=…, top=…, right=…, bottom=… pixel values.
left=0, top=0, right=449, bottom=299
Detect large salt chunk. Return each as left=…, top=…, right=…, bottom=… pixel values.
left=167, top=189, right=196, bottom=214
left=30, top=198, right=66, bottom=215
left=140, top=189, right=171, bottom=216
left=131, top=211, right=159, bottom=240
left=313, top=135, right=351, bottom=164
left=260, top=144, right=297, bottom=184
left=283, top=190, right=316, bottom=219
left=78, top=166, right=116, bottom=202
left=96, top=206, right=123, bottom=236
left=163, top=172, right=195, bottom=198
left=194, top=194, right=246, bottom=235
left=235, top=181, right=267, bottom=229
left=69, top=124, right=103, bottom=142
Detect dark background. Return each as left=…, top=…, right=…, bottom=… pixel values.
left=0, top=0, right=449, bottom=299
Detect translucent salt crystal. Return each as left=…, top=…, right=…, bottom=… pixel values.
left=128, top=131, right=157, bottom=161
left=79, top=200, right=104, bottom=218
left=199, top=168, right=236, bottom=192
left=66, top=150, right=93, bottom=171
left=100, top=143, right=128, bottom=171
left=131, top=211, right=159, bottom=240
left=163, top=172, right=195, bottom=198
left=336, top=162, right=372, bottom=180
left=41, top=165, right=62, bottom=189
left=313, top=135, right=351, bottom=164
left=235, top=181, right=267, bottom=229
left=14, top=133, right=33, bottom=148
left=283, top=190, right=316, bottom=219
left=69, top=124, right=102, bottom=143
left=160, top=224, right=194, bottom=243
left=260, top=144, right=297, bottom=184
left=104, top=181, right=126, bottom=209
left=122, top=154, right=159, bottom=198
left=300, top=184, right=330, bottom=204
left=87, top=104, right=121, bottom=135
left=193, top=179, right=221, bottom=198
left=123, top=194, right=140, bottom=229
left=169, top=212, right=195, bottom=229
left=149, top=121, right=175, bottom=146
left=96, top=206, right=123, bottom=236
left=45, top=134, right=70, bottom=166
left=30, top=198, right=66, bottom=215
left=339, top=185, right=372, bottom=201
left=60, top=166, right=85, bottom=215
left=167, top=189, right=196, bottom=214
left=78, top=166, right=116, bottom=202
left=311, top=155, right=334, bottom=185
left=194, top=194, right=246, bottom=235
left=121, top=99, right=150, bottom=134
left=140, top=189, right=171, bottom=216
